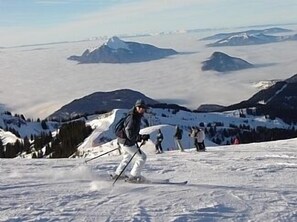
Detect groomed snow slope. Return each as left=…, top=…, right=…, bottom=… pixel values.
left=1, top=138, right=296, bottom=221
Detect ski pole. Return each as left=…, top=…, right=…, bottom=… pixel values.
left=85, top=147, right=119, bottom=163
left=112, top=141, right=144, bottom=186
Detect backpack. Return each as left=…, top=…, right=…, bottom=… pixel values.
left=114, top=115, right=128, bottom=138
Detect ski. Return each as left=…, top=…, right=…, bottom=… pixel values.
left=108, top=173, right=188, bottom=185
left=109, top=173, right=129, bottom=180
left=146, top=180, right=188, bottom=185
left=126, top=178, right=188, bottom=185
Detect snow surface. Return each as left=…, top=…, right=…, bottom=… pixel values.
left=0, top=129, right=19, bottom=145
left=1, top=138, right=296, bottom=221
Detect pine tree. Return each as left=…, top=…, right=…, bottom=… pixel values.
left=5, top=143, right=17, bottom=158
left=51, top=120, right=92, bottom=158
left=23, top=136, right=31, bottom=153
left=41, top=120, right=48, bottom=130
left=0, top=139, right=4, bottom=158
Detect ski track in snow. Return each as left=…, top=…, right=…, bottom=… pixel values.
left=1, top=141, right=297, bottom=221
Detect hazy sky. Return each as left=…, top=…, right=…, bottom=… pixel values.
left=0, top=0, right=297, bottom=47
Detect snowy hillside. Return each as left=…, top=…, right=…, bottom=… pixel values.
left=0, top=129, right=19, bottom=145
left=0, top=112, right=59, bottom=141
left=1, top=138, right=296, bottom=221
left=76, top=107, right=292, bottom=159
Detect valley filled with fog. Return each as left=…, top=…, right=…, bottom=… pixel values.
left=1, top=25, right=297, bottom=119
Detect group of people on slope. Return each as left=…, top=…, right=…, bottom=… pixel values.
left=172, top=125, right=206, bottom=152
left=156, top=125, right=206, bottom=153
left=189, top=126, right=206, bottom=152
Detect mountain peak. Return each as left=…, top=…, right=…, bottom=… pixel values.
left=285, top=73, right=297, bottom=83
left=104, top=36, right=129, bottom=50
left=68, top=37, right=178, bottom=63
left=202, top=51, right=254, bottom=72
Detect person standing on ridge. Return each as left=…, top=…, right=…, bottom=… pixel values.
left=196, top=128, right=206, bottom=151
left=232, top=136, right=240, bottom=145
left=155, top=129, right=164, bottom=154
left=174, top=126, right=184, bottom=152
left=189, top=126, right=199, bottom=151
left=113, top=99, right=149, bottom=181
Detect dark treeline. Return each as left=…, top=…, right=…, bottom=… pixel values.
left=203, top=123, right=297, bottom=145
left=0, top=120, right=92, bottom=158
left=50, top=120, right=92, bottom=158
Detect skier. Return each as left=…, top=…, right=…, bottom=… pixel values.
left=155, top=129, right=164, bottom=154
left=196, top=128, right=206, bottom=151
left=189, top=127, right=199, bottom=151
left=233, top=136, right=240, bottom=144
left=113, top=99, right=149, bottom=182
left=173, top=126, right=184, bottom=152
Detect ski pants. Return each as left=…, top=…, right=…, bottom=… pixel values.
left=198, top=141, right=205, bottom=150
left=194, top=139, right=199, bottom=151
left=175, top=139, right=184, bottom=152
left=115, top=143, right=147, bottom=177
left=155, top=142, right=163, bottom=152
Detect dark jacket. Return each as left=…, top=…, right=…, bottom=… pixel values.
left=174, top=127, right=183, bottom=140
left=117, top=108, right=143, bottom=147
left=156, top=131, right=163, bottom=144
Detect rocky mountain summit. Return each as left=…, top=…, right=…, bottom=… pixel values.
left=68, top=36, right=178, bottom=63
left=207, top=33, right=280, bottom=47
left=200, top=27, right=292, bottom=41
left=201, top=51, right=254, bottom=72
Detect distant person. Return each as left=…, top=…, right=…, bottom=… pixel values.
left=196, top=128, right=206, bottom=151
left=189, top=127, right=199, bottom=151
left=113, top=99, right=149, bottom=182
left=174, top=126, right=184, bottom=152
left=233, top=136, right=240, bottom=145
left=155, top=129, right=164, bottom=154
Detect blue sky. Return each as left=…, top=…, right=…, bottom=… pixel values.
left=0, top=0, right=297, bottom=46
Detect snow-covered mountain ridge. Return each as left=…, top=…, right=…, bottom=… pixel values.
left=222, top=73, right=297, bottom=123
left=200, top=27, right=292, bottom=40
left=207, top=33, right=280, bottom=47
left=253, top=80, right=280, bottom=90
left=0, top=112, right=58, bottom=139
left=201, top=27, right=296, bottom=47
left=68, top=36, right=178, bottom=63
left=104, top=36, right=130, bottom=50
